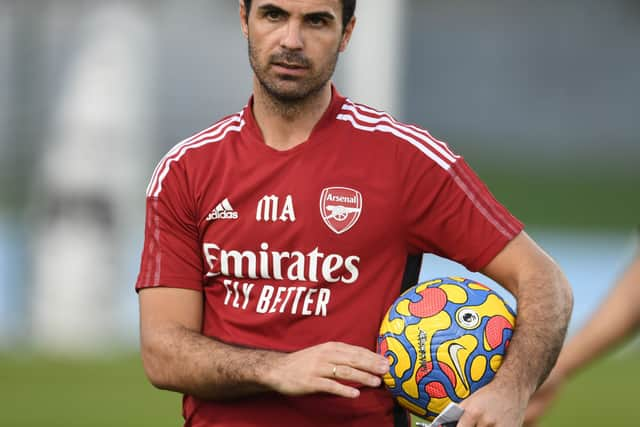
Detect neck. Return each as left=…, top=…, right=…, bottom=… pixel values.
left=251, top=81, right=333, bottom=151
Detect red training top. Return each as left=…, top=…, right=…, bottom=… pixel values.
left=136, top=87, right=523, bottom=427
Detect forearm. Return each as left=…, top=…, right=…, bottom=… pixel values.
left=493, top=264, right=573, bottom=395
left=138, top=288, right=388, bottom=401
left=554, top=254, right=640, bottom=378
left=141, top=323, right=281, bottom=400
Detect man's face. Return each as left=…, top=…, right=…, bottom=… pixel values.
left=240, top=0, right=355, bottom=102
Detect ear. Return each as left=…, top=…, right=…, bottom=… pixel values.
left=239, top=0, right=249, bottom=39
left=338, top=16, right=356, bottom=52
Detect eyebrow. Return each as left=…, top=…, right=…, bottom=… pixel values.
left=257, top=3, right=336, bottom=22
left=305, top=11, right=336, bottom=22
left=257, top=4, right=289, bottom=16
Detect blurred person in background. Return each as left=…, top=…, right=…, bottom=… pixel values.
left=525, top=230, right=640, bottom=426
left=135, top=1, right=572, bottom=426
left=30, top=1, right=153, bottom=353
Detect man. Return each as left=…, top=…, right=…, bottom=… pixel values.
left=524, top=236, right=640, bottom=426
left=136, top=1, right=573, bottom=426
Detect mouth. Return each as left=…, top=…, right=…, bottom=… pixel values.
left=271, top=62, right=309, bottom=77
left=272, top=62, right=308, bottom=70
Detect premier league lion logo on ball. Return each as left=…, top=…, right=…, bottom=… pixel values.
left=377, top=277, right=516, bottom=421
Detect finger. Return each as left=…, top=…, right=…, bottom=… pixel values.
left=455, top=405, right=478, bottom=427
left=328, top=342, right=390, bottom=375
left=314, top=377, right=361, bottom=399
left=331, top=364, right=382, bottom=388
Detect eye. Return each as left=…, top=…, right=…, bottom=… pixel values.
left=307, top=15, right=327, bottom=27
left=264, top=9, right=284, bottom=22
left=456, top=308, right=480, bottom=329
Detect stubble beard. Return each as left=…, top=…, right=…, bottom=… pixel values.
left=248, top=39, right=340, bottom=116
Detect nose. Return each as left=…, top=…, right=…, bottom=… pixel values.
left=280, top=21, right=304, bottom=50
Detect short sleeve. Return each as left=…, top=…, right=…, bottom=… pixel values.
left=403, top=155, right=524, bottom=272
left=135, top=159, right=203, bottom=292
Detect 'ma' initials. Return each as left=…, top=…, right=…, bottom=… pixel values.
left=256, top=195, right=296, bottom=222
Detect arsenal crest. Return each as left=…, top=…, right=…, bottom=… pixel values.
left=319, top=187, right=363, bottom=234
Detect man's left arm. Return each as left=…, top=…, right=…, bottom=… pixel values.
left=457, top=231, right=573, bottom=427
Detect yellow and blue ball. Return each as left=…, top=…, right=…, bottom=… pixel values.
left=377, top=276, right=516, bottom=421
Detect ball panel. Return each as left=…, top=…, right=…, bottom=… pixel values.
left=440, top=283, right=469, bottom=303
left=470, top=354, right=488, bottom=382
left=397, top=396, right=427, bottom=417
left=489, top=354, right=504, bottom=372
left=395, top=299, right=412, bottom=318
left=379, top=335, right=413, bottom=387
left=426, top=381, right=447, bottom=398
left=409, top=287, right=447, bottom=318
left=385, top=317, right=405, bottom=335
left=426, top=394, right=451, bottom=417
left=485, top=315, right=514, bottom=350
left=468, top=281, right=490, bottom=291
left=473, top=294, right=511, bottom=318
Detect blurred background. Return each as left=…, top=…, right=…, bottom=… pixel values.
left=0, top=0, right=638, bottom=426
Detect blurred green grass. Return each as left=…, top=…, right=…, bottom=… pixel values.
left=1, top=351, right=638, bottom=426
left=0, top=353, right=181, bottom=427
left=539, top=354, right=640, bottom=426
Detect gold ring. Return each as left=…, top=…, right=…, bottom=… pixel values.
left=332, top=365, right=338, bottom=377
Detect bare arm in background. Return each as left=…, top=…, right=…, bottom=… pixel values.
left=524, top=248, right=640, bottom=426
left=138, top=288, right=389, bottom=400
left=456, top=231, right=573, bottom=427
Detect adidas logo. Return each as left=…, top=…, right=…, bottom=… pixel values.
left=207, top=198, right=239, bottom=221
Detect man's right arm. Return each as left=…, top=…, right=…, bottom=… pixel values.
left=138, top=287, right=389, bottom=400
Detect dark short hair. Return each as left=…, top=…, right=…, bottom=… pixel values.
left=243, top=0, right=356, bottom=31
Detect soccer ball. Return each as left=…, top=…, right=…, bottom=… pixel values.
left=377, top=276, right=516, bottom=421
